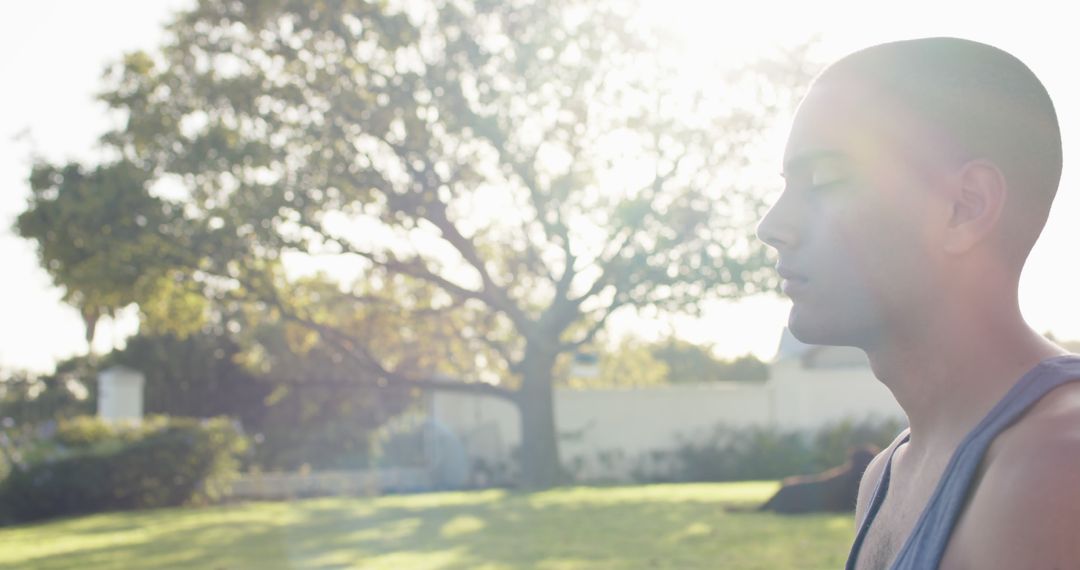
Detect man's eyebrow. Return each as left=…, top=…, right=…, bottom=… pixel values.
left=780, top=149, right=851, bottom=178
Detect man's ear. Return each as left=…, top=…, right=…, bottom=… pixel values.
left=943, top=159, right=1007, bottom=254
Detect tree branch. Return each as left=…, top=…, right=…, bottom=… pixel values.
left=251, top=272, right=518, bottom=402
left=412, top=185, right=538, bottom=339
left=560, top=296, right=629, bottom=351
left=568, top=227, right=635, bottom=306
left=349, top=123, right=540, bottom=340
left=300, top=221, right=491, bottom=305
left=402, top=374, right=518, bottom=402
left=566, top=153, right=685, bottom=308
left=475, top=334, right=523, bottom=375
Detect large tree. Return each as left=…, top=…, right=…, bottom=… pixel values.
left=18, top=0, right=810, bottom=487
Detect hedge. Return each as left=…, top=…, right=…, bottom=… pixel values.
left=0, top=416, right=247, bottom=524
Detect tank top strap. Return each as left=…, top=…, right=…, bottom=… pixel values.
left=845, top=426, right=911, bottom=570
left=890, top=354, right=1080, bottom=569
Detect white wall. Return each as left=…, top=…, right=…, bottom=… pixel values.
left=430, top=358, right=906, bottom=482
left=97, top=366, right=145, bottom=424
left=769, top=359, right=905, bottom=431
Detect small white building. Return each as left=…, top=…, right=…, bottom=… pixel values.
left=430, top=329, right=907, bottom=482
left=97, top=365, right=145, bottom=424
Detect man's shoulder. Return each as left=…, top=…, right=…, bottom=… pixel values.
left=983, top=378, right=1080, bottom=494
left=996, top=377, right=1080, bottom=459
left=943, top=382, right=1080, bottom=568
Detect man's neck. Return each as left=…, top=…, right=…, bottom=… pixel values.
left=864, top=291, right=1064, bottom=457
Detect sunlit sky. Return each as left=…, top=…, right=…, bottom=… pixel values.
left=2, top=0, right=1079, bottom=373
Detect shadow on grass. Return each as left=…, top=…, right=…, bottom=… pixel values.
left=0, top=506, right=295, bottom=570
left=269, top=484, right=853, bottom=569
left=4, top=483, right=855, bottom=570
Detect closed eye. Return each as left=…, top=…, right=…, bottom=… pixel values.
left=809, top=178, right=850, bottom=191
left=809, top=158, right=851, bottom=191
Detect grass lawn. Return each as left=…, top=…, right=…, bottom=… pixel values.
left=0, top=481, right=854, bottom=569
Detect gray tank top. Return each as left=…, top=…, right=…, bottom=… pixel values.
left=845, top=354, right=1080, bottom=569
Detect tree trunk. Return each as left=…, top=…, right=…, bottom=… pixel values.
left=516, top=345, right=562, bottom=489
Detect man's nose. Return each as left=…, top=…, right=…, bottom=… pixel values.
left=756, top=192, right=801, bottom=251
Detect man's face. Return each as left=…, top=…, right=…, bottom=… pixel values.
left=757, top=80, right=952, bottom=348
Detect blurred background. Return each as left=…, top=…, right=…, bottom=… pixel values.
left=0, top=1, right=1078, bottom=568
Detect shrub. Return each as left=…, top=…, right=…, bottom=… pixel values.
left=370, top=415, right=429, bottom=469
left=809, top=417, right=907, bottom=469
left=53, top=415, right=117, bottom=449
left=0, top=416, right=248, bottom=524
left=665, top=417, right=905, bottom=483
left=672, top=425, right=814, bottom=482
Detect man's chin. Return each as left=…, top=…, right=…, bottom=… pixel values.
left=789, top=309, right=875, bottom=349
left=789, top=320, right=822, bottom=345
left=789, top=310, right=842, bottom=347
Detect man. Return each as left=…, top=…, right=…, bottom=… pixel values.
left=756, top=37, right=1080, bottom=569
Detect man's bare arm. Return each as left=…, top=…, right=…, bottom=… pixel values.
left=949, top=433, right=1080, bottom=568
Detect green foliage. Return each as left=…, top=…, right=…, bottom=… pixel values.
left=16, top=162, right=199, bottom=341
left=0, top=359, right=95, bottom=428
left=53, top=416, right=116, bottom=449
left=0, top=416, right=248, bottom=524
left=564, top=337, right=669, bottom=388
left=0, top=323, right=409, bottom=474
left=16, top=0, right=813, bottom=488
left=99, top=328, right=407, bottom=472
left=21, top=0, right=807, bottom=371
left=652, top=338, right=770, bottom=382
left=250, top=379, right=408, bottom=472
left=103, top=331, right=270, bottom=427
left=670, top=418, right=905, bottom=482
left=721, top=354, right=772, bottom=381
left=370, top=415, right=429, bottom=469
left=565, top=336, right=771, bottom=387
left=230, top=303, right=414, bottom=470
left=809, top=417, right=906, bottom=469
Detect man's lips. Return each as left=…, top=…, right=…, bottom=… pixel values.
left=777, top=265, right=810, bottom=296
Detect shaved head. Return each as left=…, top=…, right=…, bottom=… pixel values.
left=759, top=37, right=1065, bottom=347
left=815, top=37, right=1062, bottom=264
